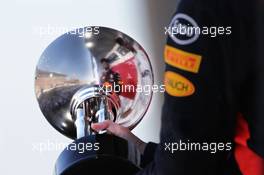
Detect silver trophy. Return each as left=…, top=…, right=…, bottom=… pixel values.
left=35, top=27, right=153, bottom=175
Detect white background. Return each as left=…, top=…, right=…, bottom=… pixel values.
left=0, top=0, right=177, bottom=174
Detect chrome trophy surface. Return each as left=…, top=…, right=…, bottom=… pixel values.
left=35, top=27, right=153, bottom=175
left=35, top=27, right=153, bottom=139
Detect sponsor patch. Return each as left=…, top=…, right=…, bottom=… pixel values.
left=164, top=71, right=195, bottom=97
left=164, top=45, right=202, bottom=73
left=169, top=13, right=199, bottom=45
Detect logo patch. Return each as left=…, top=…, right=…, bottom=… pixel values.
left=169, top=13, right=199, bottom=45
left=164, top=71, right=195, bottom=97
left=164, top=45, right=202, bottom=73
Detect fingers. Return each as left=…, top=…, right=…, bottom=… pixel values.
left=91, top=121, right=110, bottom=131
left=91, top=120, right=146, bottom=154
left=91, top=120, right=129, bottom=139
left=91, top=120, right=120, bottom=135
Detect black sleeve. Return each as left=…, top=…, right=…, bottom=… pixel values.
left=241, top=3, right=264, bottom=158
left=137, top=0, right=238, bottom=174
left=140, top=142, right=158, bottom=168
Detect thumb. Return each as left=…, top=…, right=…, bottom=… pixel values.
left=91, top=120, right=128, bottom=139
left=91, top=120, right=111, bottom=132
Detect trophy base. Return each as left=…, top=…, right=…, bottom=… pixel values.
left=55, top=134, right=141, bottom=175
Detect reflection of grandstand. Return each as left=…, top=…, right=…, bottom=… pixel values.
left=35, top=69, right=82, bottom=97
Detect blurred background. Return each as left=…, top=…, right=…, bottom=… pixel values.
left=0, top=0, right=177, bottom=174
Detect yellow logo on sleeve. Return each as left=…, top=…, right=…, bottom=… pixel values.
left=164, top=45, right=202, bottom=73
left=164, top=71, right=195, bottom=97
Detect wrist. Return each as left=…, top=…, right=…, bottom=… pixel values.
left=135, top=139, right=147, bottom=154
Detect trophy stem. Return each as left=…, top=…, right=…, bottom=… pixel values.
left=75, top=108, right=87, bottom=139
left=73, top=94, right=115, bottom=138
left=70, top=85, right=121, bottom=138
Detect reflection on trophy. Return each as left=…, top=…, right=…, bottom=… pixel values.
left=35, top=27, right=153, bottom=175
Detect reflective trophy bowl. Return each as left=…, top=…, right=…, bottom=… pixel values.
left=35, top=27, right=153, bottom=139
left=35, top=26, right=154, bottom=139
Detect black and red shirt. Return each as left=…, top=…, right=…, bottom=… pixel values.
left=138, top=0, right=264, bottom=174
